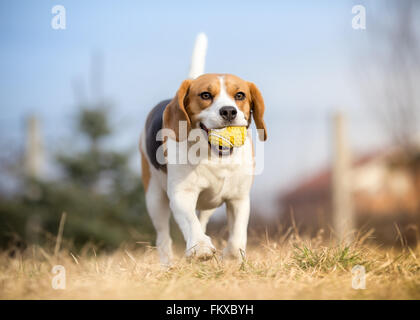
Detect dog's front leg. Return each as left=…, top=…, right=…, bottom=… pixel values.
left=224, top=197, right=250, bottom=260
left=169, top=191, right=216, bottom=260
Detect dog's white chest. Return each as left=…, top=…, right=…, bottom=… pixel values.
left=195, top=164, right=249, bottom=210
left=196, top=149, right=254, bottom=210
left=166, top=138, right=254, bottom=211
left=197, top=166, right=244, bottom=210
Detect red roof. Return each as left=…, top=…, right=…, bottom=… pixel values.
left=279, top=150, right=386, bottom=205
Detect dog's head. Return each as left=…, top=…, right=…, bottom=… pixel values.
left=163, top=74, right=267, bottom=150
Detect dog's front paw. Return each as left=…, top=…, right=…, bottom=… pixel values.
left=223, top=245, right=246, bottom=261
left=186, top=236, right=216, bottom=261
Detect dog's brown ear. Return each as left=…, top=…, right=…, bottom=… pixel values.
left=248, top=82, right=267, bottom=141
left=163, top=79, right=192, bottom=141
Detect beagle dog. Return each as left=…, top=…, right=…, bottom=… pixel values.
left=139, top=73, right=267, bottom=265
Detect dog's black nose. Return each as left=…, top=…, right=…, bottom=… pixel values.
left=219, top=106, right=237, bottom=121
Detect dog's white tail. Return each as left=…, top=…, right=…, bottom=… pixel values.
left=188, top=32, right=208, bottom=79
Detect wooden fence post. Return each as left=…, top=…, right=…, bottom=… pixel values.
left=332, top=112, right=355, bottom=244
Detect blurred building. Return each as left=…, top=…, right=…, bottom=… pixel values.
left=278, top=147, right=420, bottom=245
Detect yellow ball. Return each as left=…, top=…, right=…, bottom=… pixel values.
left=208, top=126, right=247, bottom=148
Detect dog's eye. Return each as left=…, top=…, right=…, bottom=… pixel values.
left=235, top=92, right=245, bottom=101
left=200, top=92, right=212, bottom=100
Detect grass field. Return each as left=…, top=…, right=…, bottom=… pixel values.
left=1, top=234, right=420, bottom=300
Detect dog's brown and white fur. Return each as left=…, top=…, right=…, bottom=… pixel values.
left=139, top=74, right=267, bottom=265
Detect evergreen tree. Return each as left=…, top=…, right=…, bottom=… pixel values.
left=0, top=106, right=153, bottom=250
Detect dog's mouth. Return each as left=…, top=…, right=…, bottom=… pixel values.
left=200, top=122, right=233, bottom=157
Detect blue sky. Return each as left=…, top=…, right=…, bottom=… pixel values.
left=0, top=1, right=386, bottom=209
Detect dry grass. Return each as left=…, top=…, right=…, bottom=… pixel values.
left=1, top=235, right=420, bottom=300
